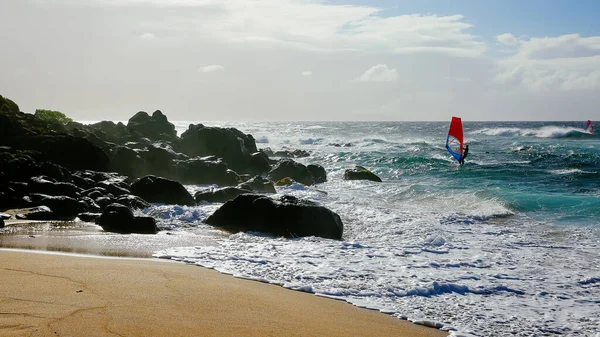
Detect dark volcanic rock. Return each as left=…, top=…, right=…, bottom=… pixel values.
left=267, top=160, right=315, bottom=186
left=179, top=124, right=263, bottom=174
left=116, top=194, right=151, bottom=210
left=127, top=110, right=177, bottom=142
left=343, top=166, right=382, bottom=182
left=78, top=212, right=101, bottom=222
left=96, top=203, right=157, bottom=234
left=15, top=206, right=55, bottom=220
left=30, top=194, right=86, bottom=220
left=237, top=175, right=276, bottom=194
left=172, top=156, right=241, bottom=186
left=307, top=164, right=327, bottom=184
left=194, top=187, right=252, bottom=203
left=130, top=175, right=195, bottom=206
left=206, top=194, right=343, bottom=240
left=28, top=176, right=81, bottom=198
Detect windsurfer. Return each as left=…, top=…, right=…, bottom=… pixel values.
left=459, top=144, right=469, bottom=165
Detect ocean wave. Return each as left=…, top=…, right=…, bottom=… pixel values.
left=473, top=126, right=595, bottom=139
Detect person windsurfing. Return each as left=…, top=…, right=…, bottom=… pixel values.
left=459, top=144, right=469, bottom=165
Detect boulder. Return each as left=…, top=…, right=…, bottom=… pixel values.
left=179, top=124, right=260, bottom=173
left=109, top=146, right=146, bottom=178
left=172, top=157, right=241, bottom=186
left=307, top=164, right=327, bottom=184
left=267, top=160, right=315, bottom=186
left=77, top=212, right=101, bottom=222
left=195, top=187, right=252, bottom=203
left=130, top=175, right=195, bottom=206
left=28, top=176, right=81, bottom=198
left=96, top=203, right=157, bottom=234
left=206, top=194, right=343, bottom=240
left=127, top=110, right=177, bottom=142
left=238, top=175, right=276, bottom=194
left=15, top=206, right=55, bottom=220
left=116, top=194, right=151, bottom=210
left=343, top=166, right=382, bottom=182
left=30, top=194, right=86, bottom=220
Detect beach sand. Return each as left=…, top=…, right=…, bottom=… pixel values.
left=0, top=249, right=447, bottom=337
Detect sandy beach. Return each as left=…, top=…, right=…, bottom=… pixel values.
left=0, top=248, right=447, bottom=337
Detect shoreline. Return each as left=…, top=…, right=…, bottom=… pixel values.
left=0, top=248, right=448, bottom=337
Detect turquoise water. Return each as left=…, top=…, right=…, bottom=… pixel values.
left=153, top=120, right=600, bottom=336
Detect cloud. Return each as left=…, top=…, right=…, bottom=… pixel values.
left=301, top=71, right=312, bottom=76
left=66, top=0, right=484, bottom=57
left=139, top=32, right=156, bottom=40
left=199, top=64, right=225, bottom=73
left=495, top=34, right=600, bottom=91
left=358, top=64, right=398, bottom=82
left=497, top=33, right=519, bottom=46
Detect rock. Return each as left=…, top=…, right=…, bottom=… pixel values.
left=179, top=124, right=261, bottom=174
left=0, top=218, right=4, bottom=228
left=95, top=180, right=130, bottom=197
left=77, top=212, right=101, bottom=222
left=307, top=164, right=327, bottom=184
left=109, top=146, right=146, bottom=178
left=15, top=206, right=55, bottom=220
left=267, top=159, right=315, bottom=186
left=95, top=196, right=115, bottom=210
left=31, top=194, right=86, bottom=220
left=28, top=176, right=81, bottom=198
left=96, top=203, right=157, bottom=234
left=127, top=110, right=177, bottom=142
left=172, top=157, right=241, bottom=186
left=238, top=175, right=276, bottom=194
left=194, top=187, right=252, bottom=203
left=130, top=175, right=195, bottom=206
left=116, top=194, right=151, bottom=210
left=79, top=196, right=102, bottom=213
left=343, top=166, right=382, bottom=182
left=206, top=194, right=343, bottom=239
left=15, top=134, right=110, bottom=172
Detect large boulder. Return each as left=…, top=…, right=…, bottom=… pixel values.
left=237, top=175, right=276, bottom=194
left=195, top=187, right=252, bottom=203
left=130, top=175, right=195, bottom=206
left=28, top=176, right=81, bottom=198
left=127, top=110, right=177, bottom=142
left=307, top=164, right=327, bottom=184
left=29, top=194, right=86, bottom=220
left=267, top=160, right=315, bottom=186
left=109, top=146, right=146, bottom=178
left=172, top=156, right=241, bottom=186
left=179, top=124, right=261, bottom=174
left=206, top=194, right=343, bottom=240
left=343, top=166, right=382, bottom=182
left=96, top=203, right=157, bottom=234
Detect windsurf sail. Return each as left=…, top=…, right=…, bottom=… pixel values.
left=585, top=120, right=593, bottom=134
left=446, top=116, right=463, bottom=162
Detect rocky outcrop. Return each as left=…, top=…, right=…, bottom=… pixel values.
left=130, top=175, right=195, bottom=206
left=267, top=160, right=315, bottom=186
left=343, top=166, right=382, bottom=182
left=127, top=110, right=177, bottom=142
left=172, top=157, right=241, bottom=186
left=205, top=194, right=343, bottom=240
left=96, top=203, right=157, bottom=234
left=179, top=124, right=268, bottom=174
left=237, top=175, right=276, bottom=194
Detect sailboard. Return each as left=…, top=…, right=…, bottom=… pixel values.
left=585, top=120, right=593, bottom=134
left=446, top=116, right=463, bottom=162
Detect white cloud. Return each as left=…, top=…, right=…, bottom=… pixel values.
left=358, top=64, right=398, bottom=82
left=67, top=0, right=484, bottom=57
left=139, top=32, right=156, bottom=40
left=199, top=64, right=225, bottom=73
left=495, top=34, right=600, bottom=91
left=497, top=33, right=519, bottom=46
left=301, top=71, right=312, bottom=76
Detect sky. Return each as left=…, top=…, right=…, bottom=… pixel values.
left=0, top=0, right=599, bottom=121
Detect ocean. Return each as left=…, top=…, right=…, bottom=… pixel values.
left=139, top=120, right=598, bottom=336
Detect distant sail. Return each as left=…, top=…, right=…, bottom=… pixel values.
left=446, top=116, right=463, bottom=162
left=586, top=120, right=593, bottom=134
